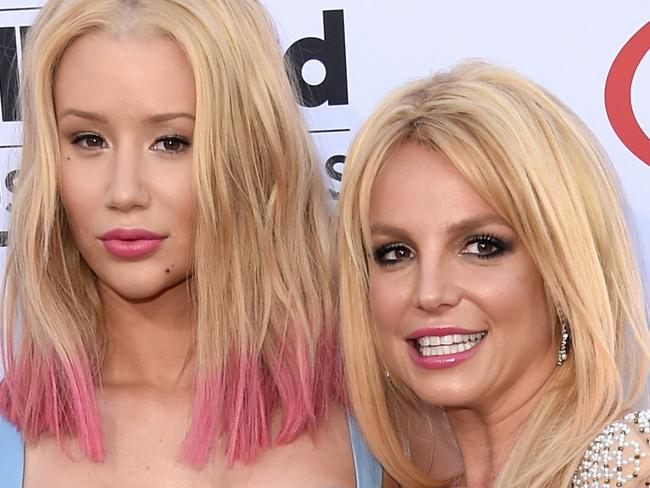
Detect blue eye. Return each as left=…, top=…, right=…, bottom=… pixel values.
left=461, top=234, right=509, bottom=259
left=373, top=243, right=415, bottom=265
left=150, top=135, right=191, bottom=153
left=70, top=132, right=107, bottom=150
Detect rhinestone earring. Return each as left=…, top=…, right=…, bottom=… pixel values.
left=384, top=370, right=391, bottom=381
left=557, top=309, right=570, bottom=366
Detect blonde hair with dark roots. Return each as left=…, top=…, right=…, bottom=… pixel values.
left=338, top=60, right=650, bottom=487
left=0, top=0, right=340, bottom=466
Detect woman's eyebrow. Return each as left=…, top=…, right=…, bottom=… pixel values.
left=370, top=214, right=509, bottom=238
left=58, top=108, right=107, bottom=122
left=370, top=223, right=408, bottom=237
left=56, top=110, right=195, bottom=124
left=146, top=112, right=196, bottom=123
left=445, top=214, right=510, bottom=235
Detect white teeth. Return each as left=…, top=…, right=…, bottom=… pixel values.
left=415, top=331, right=486, bottom=357
left=416, top=332, right=486, bottom=347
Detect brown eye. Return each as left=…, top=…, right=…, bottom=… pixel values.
left=373, top=243, right=415, bottom=265
left=151, top=135, right=190, bottom=153
left=85, top=135, right=103, bottom=147
left=461, top=234, right=509, bottom=260
left=473, top=241, right=497, bottom=255
left=70, top=132, right=107, bottom=150
left=393, top=247, right=412, bottom=259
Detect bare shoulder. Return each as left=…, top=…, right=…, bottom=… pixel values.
left=236, top=406, right=355, bottom=488
left=572, top=409, right=650, bottom=487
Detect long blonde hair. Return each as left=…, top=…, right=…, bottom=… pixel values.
left=0, top=0, right=339, bottom=466
left=338, top=60, right=650, bottom=487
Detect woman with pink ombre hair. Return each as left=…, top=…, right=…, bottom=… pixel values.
left=0, top=0, right=375, bottom=486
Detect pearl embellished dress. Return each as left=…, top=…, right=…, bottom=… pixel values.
left=572, top=410, right=650, bottom=487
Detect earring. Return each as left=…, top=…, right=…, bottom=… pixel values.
left=384, top=370, right=391, bottom=381
left=556, top=309, right=570, bottom=366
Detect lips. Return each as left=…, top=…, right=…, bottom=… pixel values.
left=406, top=326, right=488, bottom=369
left=99, top=228, right=166, bottom=258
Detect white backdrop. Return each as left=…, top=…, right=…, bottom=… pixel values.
left=0, top=0, right=649, bottom=294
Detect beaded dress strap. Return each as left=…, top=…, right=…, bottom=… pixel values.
left=572, top=409, right=650, bottom=487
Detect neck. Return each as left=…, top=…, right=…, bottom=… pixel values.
left=443, top=360, right=557, bottom=487
left=407, top=408, right=464, bottom=483
left=99, top=280, right=194, bottom=390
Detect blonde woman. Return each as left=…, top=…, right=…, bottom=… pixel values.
left=338, top=61, right=650, bottom=487
left=0, top=0, right=380, bottom=486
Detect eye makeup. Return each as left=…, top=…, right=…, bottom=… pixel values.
left=460, top=233, right=512, bottom=259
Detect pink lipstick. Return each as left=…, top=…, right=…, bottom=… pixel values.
left=406, top=326, right=487, bottom=369
left=99, top=228, right=166, bottom=258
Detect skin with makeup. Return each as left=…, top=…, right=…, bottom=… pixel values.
left=369, top=143, right=556, bottom=486
left=0, top=1, right=355, bottom=487
left=338, top=61, right=650, bottom=488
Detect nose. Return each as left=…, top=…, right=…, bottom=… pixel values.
left=104, top=145, right=150, bottom=211
left=415, top=255, right=462, bottom=312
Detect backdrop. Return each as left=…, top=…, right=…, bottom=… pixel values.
left=0, top=1, right=648, bottom=285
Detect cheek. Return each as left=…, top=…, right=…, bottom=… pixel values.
left=483, top=262, right=550, bottom=345
left=516, top=273, right=550, bottom=342
left=60, top=176, right=98, bottom=236
left=156, top=165, right=193, bottom=225
left=59, top=154, right=105, bottom=214
left=368, top=268, right=410, bottom=337
left=155, top=175, right=194, bottom=267
left=170, top=197, right=194, bottom=265
left=178, top=192, right=194, bottom=230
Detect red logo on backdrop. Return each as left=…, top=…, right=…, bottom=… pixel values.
left=605, top=22, right=650, bottom=166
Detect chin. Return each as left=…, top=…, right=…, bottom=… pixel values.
left=99, top=272, right=190, bottom=302
left=416, top=391, right=477, bottom=410
left=406, top=374, right=483, bottom=410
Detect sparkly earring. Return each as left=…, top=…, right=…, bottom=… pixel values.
left=384, top=370, right=391, bottom=381
left=556, top=309, right=570, bottom=366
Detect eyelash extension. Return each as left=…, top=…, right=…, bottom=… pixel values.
left=152, top=133, right=192, bottom=152
left=372, top=242, right=413, bottom=265
left=464, top=233, right=512, bottom=259
left=70, top=132, right=105, bottom=148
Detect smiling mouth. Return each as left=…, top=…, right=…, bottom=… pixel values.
left=413, top=332, right=488, bottom=357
